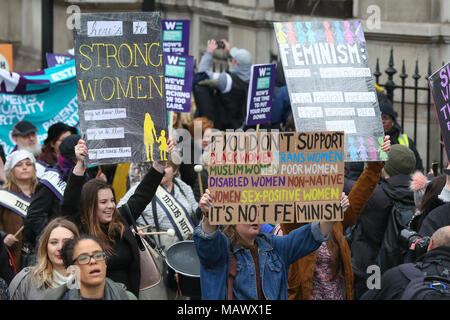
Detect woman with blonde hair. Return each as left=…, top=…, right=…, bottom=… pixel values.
left=0, top=150, right=39, bottom=271
left=8, top=217, right=79, bottom=299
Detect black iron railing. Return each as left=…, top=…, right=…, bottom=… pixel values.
left=374, top=48, right=444, bottom=173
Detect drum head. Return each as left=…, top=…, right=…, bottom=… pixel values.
left=165, top=240, right=200, bottom=277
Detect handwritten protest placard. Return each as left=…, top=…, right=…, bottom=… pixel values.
left=429, top=62, right=450, bottom=162
left=274, top=20, right=385, bottom=162
left=164, top=53, right=193, bottom=113
left=246, top=64, right=276, bottom=126
left=206, top=131, right=344, bottom=225
left=74, top=12, right=167, bottom=165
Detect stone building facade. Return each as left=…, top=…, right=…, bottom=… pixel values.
left=0, top=0, right=449, bottom=169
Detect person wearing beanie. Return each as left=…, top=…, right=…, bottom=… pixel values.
left=348, top=144, right=416, bottom=299
left=10, top=121, right=41, bottom=159
left=0, top=150, right=38, bottom=271
left=378, top=90, right=424, bottom=172
left=195, top=39, right=252, bottom=130
left=38, top=122, right=78, bottom=166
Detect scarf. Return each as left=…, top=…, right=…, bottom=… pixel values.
left=57, top=154, right=75, bottom=180
left=439, top=188, right=450, bottom=203
left=52, top=270, right=71, bottom=287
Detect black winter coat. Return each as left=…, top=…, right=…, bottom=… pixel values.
left=386, top=123, right=424, bottom=172
left=419, top=202, right=450, bottom=237
left=348, top=174, right=414, bottom=297
left=60, top=167, right=164, bottom=296
left=360, top=246, right=450, bottom=300
left=23, top=164, right=68, bottom=247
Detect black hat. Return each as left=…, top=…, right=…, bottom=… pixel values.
left=11, top=121, right=38, bottom=137
left=59, top=134, right=80, bottom=161
left=44, top=122, right=78, bottom=145
left=377, top=91, right=397, bottom=122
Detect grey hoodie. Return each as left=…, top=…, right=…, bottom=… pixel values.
left=197, top=52, right=251, bottom=93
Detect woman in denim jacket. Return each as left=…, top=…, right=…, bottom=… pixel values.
left=193, top=190, right=350, bottom=300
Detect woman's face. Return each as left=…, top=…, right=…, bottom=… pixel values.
left=202, top=128, right=214, bottom=150
left=47, top=227, right=75, bottom=268
left=235, top=224, right=261, bottom=242
left=96, top=188, right=116, bottom=224
left=51, top=131, right=71, bottom=155
left=161, top=165, right=177, bottom=186
left=13, top=158, right=35, bottom=182
left=73, top=239, right=107, bottom=288
left=381, top=114, right=394, bottom=133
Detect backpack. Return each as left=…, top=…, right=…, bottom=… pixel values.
left=377, top=200, right=415, bottom=273
left=398, top=262, right=450, bottom=300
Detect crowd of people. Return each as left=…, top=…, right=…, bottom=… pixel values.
left=0, top=38, right=448, bottom=301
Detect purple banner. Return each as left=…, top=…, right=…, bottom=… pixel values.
left=429, top=62, right=450, bottom=162
left=164, top=53, right=193, bottom=113
left=162, top=20, right=190, bottom=55
left=46, top=53, right=74, bottom=68
left=246, top=63, right=276, bottom=126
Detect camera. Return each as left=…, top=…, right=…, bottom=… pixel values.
left=400, top=229, right=431, bottom=258
left=215, top=40, right=225, bottom=49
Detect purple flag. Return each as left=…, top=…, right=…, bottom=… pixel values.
left=246, top=64, right=276, bottom=126
left=162, top=20, right=190, bottom=55
left=164, top=53, right=193, bottom=113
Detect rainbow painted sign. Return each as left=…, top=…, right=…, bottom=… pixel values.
left=274, top=20, right=385, bottom=162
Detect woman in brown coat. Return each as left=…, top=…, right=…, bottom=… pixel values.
left=0, top=150, right=38, bottom=271
left=280, top=136, right=391, bottom=300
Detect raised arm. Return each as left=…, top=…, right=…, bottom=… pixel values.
left=60, top=139, right=88, bottom=221
left=343, top=135, right=390, bottom=230
left=123, top=138, right=176, bottom=222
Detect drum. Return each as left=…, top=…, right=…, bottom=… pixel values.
left=164, top=240, right=201, bottom=298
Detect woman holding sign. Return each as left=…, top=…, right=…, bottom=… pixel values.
left=0, top=150, right=38, bottom=271
left=280, top=136, right=391, bottom=300
left=60, top=137, right=176, bottom=297
left=194, top=190, right=349, bottom=300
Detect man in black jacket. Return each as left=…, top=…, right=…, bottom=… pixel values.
left=361, top=226, right=450, bottom=300
left=195, top=39, right=252, bottom=130
left=348, top=144, right=416, bottom=299
left=378, top=90, right=424, bottom=172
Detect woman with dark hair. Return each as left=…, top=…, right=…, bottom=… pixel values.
left=39, top=122, right=77, bottom=166
left=61, top=138, right=175, bottom=297
left=44, top=235, right=136, bottom=300
left=408, top=175, right=446, bottom=232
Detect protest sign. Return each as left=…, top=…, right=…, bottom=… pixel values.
left=246, top=63, right=276, bottom=126
left=46, top=53, right=75, bottom=68
left=0, top=44, right=13, bottom=71
left=206, top=131, right=345, bottom=225
left=429, top=62, right=450, bottom=162
left=0, top=59, right=78, bottom=155
left=164, top=53, right=193, bottom=113
left=162, top=20, right=190, bottom=55
left=73, top=12, right=167, bottom=166
left=274, top=20, right=385, bottom=162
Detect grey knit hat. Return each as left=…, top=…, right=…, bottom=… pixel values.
left=384, top=144, right=416, bottom=177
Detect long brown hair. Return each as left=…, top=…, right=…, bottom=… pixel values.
left=80, top=179, right=125, bottom=254
left=30, top=217, right=80, bottom=288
